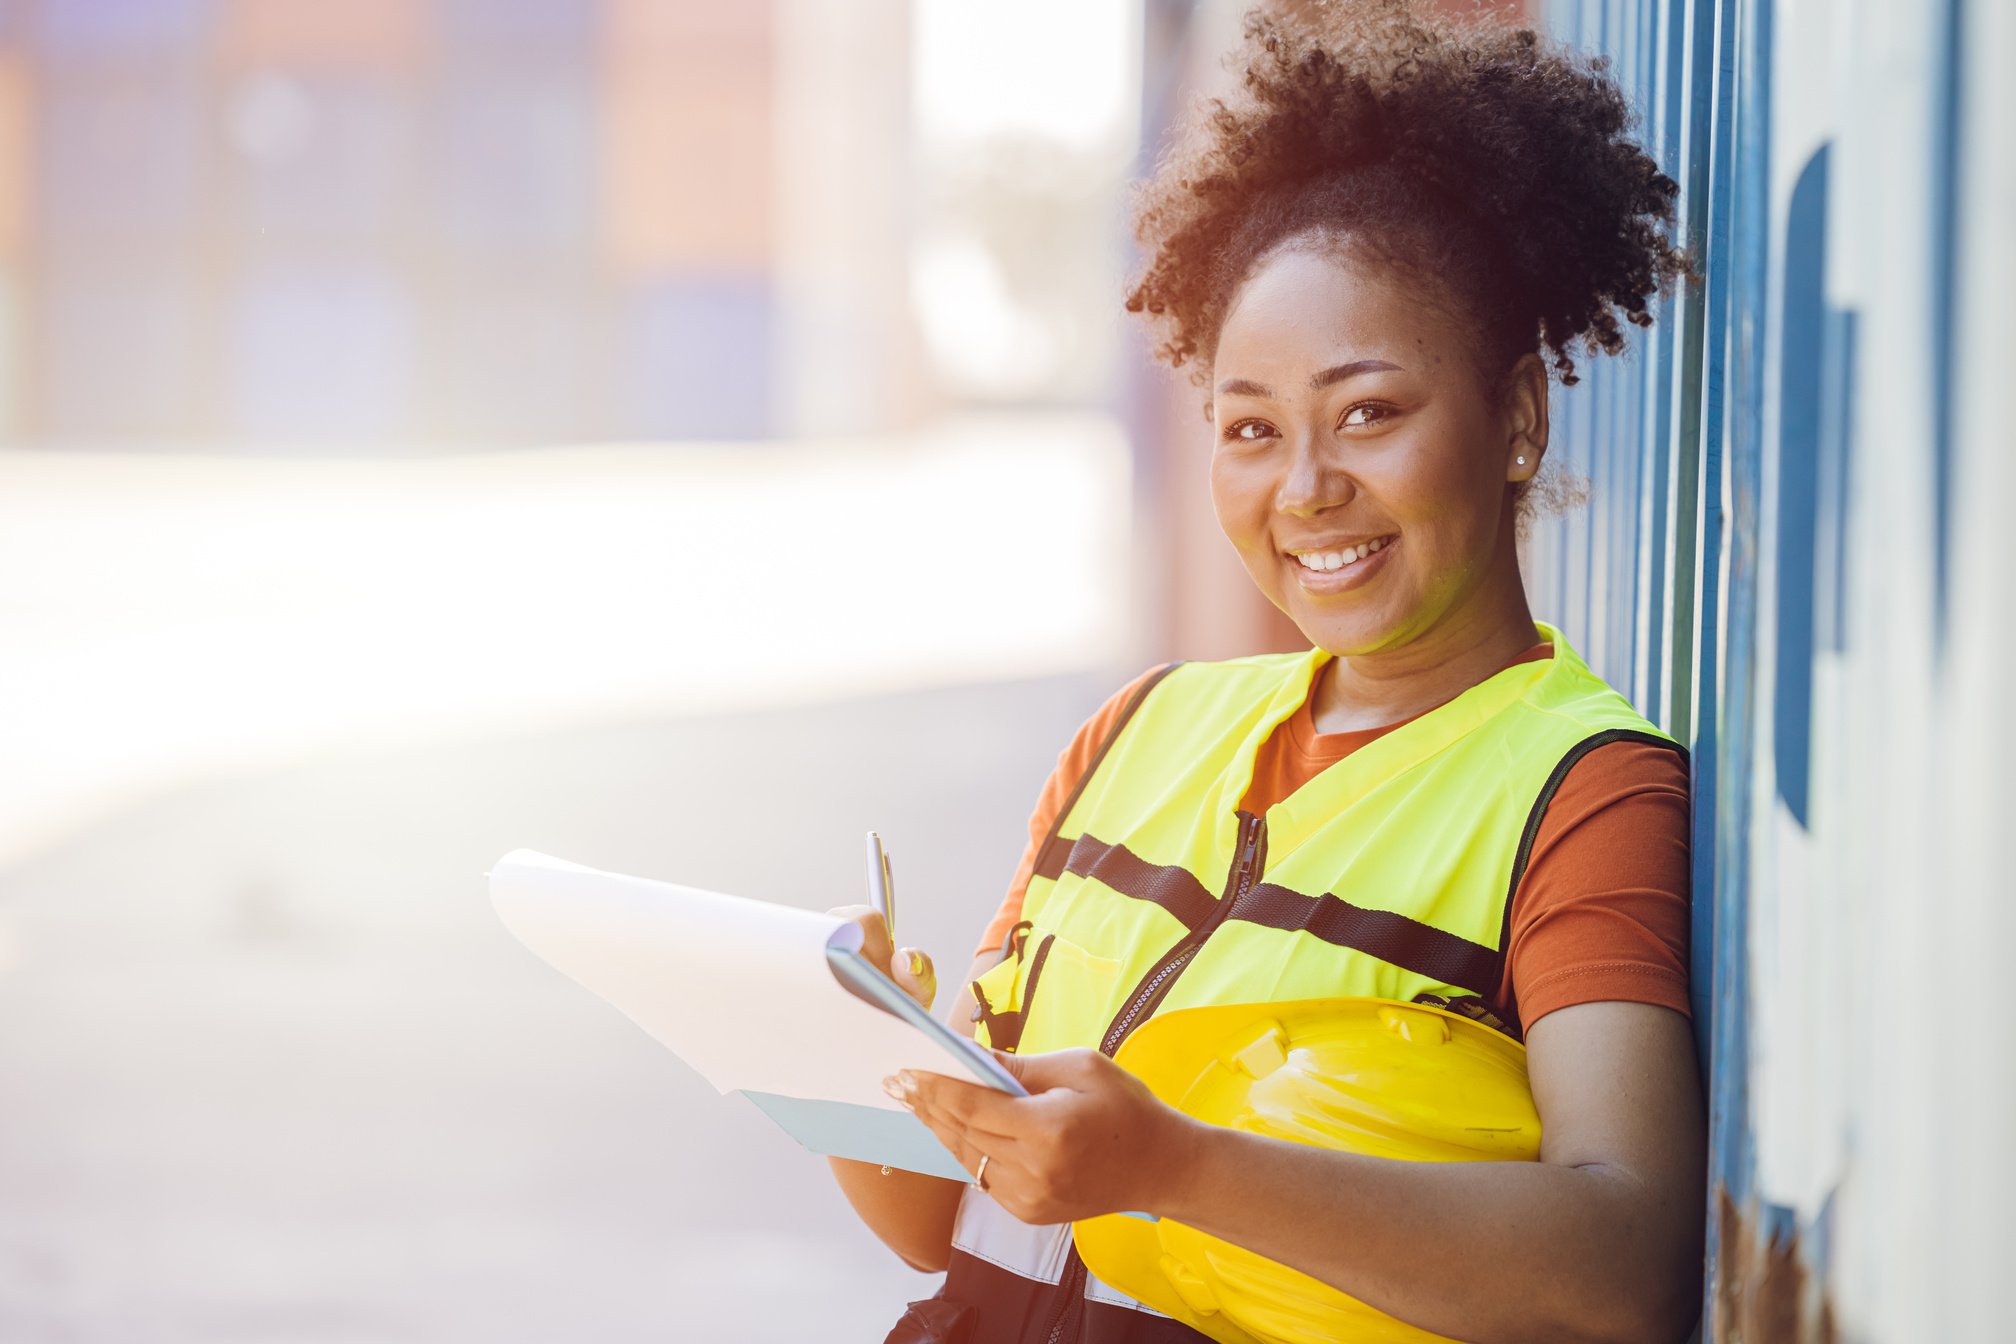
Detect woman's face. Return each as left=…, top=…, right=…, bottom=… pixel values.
left=1208, top=243, right=1541, bottom=658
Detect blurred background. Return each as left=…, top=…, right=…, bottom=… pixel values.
left=3, top=0, right=2012, bottom=1340
left=0, top=2, right=1234, bottom=1339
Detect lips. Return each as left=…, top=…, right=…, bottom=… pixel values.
left=1287, top=534, right=1395, bottom=573
left=1283, top=533, right=1396, bottom=592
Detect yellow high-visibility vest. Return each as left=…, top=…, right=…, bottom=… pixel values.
left=943, top=623, right=1684, bottom=1343
left=968, top=621, right=1679, bottom=1056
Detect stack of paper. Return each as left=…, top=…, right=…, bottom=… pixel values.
left=489, top=849, right=1017, bottom=1180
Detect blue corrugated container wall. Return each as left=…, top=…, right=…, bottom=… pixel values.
left=1532, top=0, right=2016, bottom=1337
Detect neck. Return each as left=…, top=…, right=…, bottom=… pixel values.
left=1310, top=573, right=1540, bottom=736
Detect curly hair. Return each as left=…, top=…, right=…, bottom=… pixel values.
left=1125, top=0, right=1688, bottom=391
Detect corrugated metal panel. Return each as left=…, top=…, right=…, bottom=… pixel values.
left=1535, top=0, right=2016, bottom=1337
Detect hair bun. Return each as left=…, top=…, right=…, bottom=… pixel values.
left=1127, top=0, right=1688, bottom=387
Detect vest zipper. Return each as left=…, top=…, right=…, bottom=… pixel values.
left=1038, top=810, right=1267, bottom=1344
left=1040, top=1255, right=1088, bottom=1344
left=1099, top=809, right=1266, bottom=1056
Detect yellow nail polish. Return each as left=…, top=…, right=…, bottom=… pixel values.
left=907, top=951, right=926, bottom=978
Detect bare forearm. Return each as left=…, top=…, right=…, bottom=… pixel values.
left=827, top=950, right=1002, bottom=1272
left=828, top=1156, right=965, bottom=1271
left=1157, top=1122, right=1700, bottom=1344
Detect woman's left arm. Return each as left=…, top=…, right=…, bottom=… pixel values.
left=896, top=998, right=1704, bottom=1344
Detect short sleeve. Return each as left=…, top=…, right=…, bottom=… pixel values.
left=1497, top=739, right=1693, bottom=1031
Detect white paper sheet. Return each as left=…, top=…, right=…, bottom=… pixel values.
left=489, top=849, right=982, bottom=1111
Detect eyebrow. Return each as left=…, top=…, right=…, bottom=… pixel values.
left=1215, top=359, right=1403, bottom=399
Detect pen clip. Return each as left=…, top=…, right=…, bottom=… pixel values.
left=880, top=850, right=896, bottom=938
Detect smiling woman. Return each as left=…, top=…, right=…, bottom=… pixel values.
left=1207, top=251, right=1548, bottom=683
left=825, top=4, right=1705, bottom=1343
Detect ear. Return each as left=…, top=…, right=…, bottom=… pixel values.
left=1500, top=353, right=1550, bottom=483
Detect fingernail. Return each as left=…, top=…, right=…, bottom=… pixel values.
left=907, top=950, right=926, bottom=978
left=882, top=1075, right=906, bottom=1103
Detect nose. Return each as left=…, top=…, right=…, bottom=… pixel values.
left=1273, top=429, right=1352, bottom=517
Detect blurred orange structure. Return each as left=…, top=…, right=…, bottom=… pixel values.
left=598, top=3, right=773, bottom=276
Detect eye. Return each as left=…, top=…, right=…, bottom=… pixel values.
left=1340, top=402, right=1396, bottom=429
left=1220, top=418, right=1277, bottom=444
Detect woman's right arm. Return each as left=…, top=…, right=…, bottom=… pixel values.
left=824, top=909, right=1002, bottom=1272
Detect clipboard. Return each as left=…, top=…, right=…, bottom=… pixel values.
left=825, top=943, right=1025, bottom=1094
left=489, top=849, right=1023, bottom=1181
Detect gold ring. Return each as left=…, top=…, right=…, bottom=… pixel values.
left=973, top=1153, right=991, bottom=1191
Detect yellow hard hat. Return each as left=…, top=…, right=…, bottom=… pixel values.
left=1072, top=997, right=1540, bottom=1344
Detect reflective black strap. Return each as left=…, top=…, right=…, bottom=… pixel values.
left=1235, top=880, right=1500, bottom=996
left=1037, top=826, right=1498, bottom=996
left=1036, top=729, right=1693, bottom=1009
left=1034, top=834, right=1216, bottom=932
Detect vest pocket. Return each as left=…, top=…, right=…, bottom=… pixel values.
left=968, top=921, right=1121, bottom=1055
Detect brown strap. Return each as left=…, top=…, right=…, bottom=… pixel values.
left=1040, top=826, right=1503, bottom=998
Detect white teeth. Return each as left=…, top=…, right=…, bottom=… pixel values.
left=1293, top=537, right=1392, bottom=572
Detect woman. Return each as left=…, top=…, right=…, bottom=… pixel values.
left=831, top=5, right=1703, bottom=1342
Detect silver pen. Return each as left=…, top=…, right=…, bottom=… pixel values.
left=865, top=830, right=896, bottom=939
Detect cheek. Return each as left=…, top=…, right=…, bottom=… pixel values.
left=1384, top=430, right=1498, bottom=531
left=1207, top=452, right=1269, bottom=545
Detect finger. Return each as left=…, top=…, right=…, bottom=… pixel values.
left=908, top=1103, right=1032, bottom=1201
left=826, top=904, right=894, bottom=971
left=897, top=1070, right=1029, bottom=1143
left=999, top=1047, right=1104, bottom=1094
left=994, top=1048, right=1031, bottom=1087
left=890, top=947, right=937, bottom=1009
left=894, top=1085, right=988, bottom=1172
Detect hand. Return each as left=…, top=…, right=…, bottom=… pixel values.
left=827, top=904, right=937, bottom=1010
left=887, top=1049, right=1200, bottom=1226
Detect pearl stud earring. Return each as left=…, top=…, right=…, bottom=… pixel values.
left=1516, top=455, right=1527, bottom=465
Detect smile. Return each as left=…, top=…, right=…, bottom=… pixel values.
left=1289, top=535, right=1394, bottom=572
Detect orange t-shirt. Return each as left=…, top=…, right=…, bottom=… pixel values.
left=974, top=647, right=1692, bottom=1033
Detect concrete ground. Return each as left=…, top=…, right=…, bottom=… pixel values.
left=0, top=671, right=1119, bottom=1342
left=0, top=420, right=1137, bottom=1341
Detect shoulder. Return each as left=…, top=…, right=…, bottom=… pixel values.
left=1520, top=735, right=1692, bottom=898
left=1518, top=631, right=1681, bottom=761
left=1110, top=650, right=1312, bottom=719
left=1081, top=661, right=1183, bottom=739
left=1055, top=652, right=1305, bottom=785
left=1550, top=736, right=1691, bottom=811
left=1049, top=662, right=1183, bottom=783
left=1512, top=696, right=1687, bottom=825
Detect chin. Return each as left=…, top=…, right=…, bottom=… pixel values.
left=1288, top=607, right=1397, bottom=658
